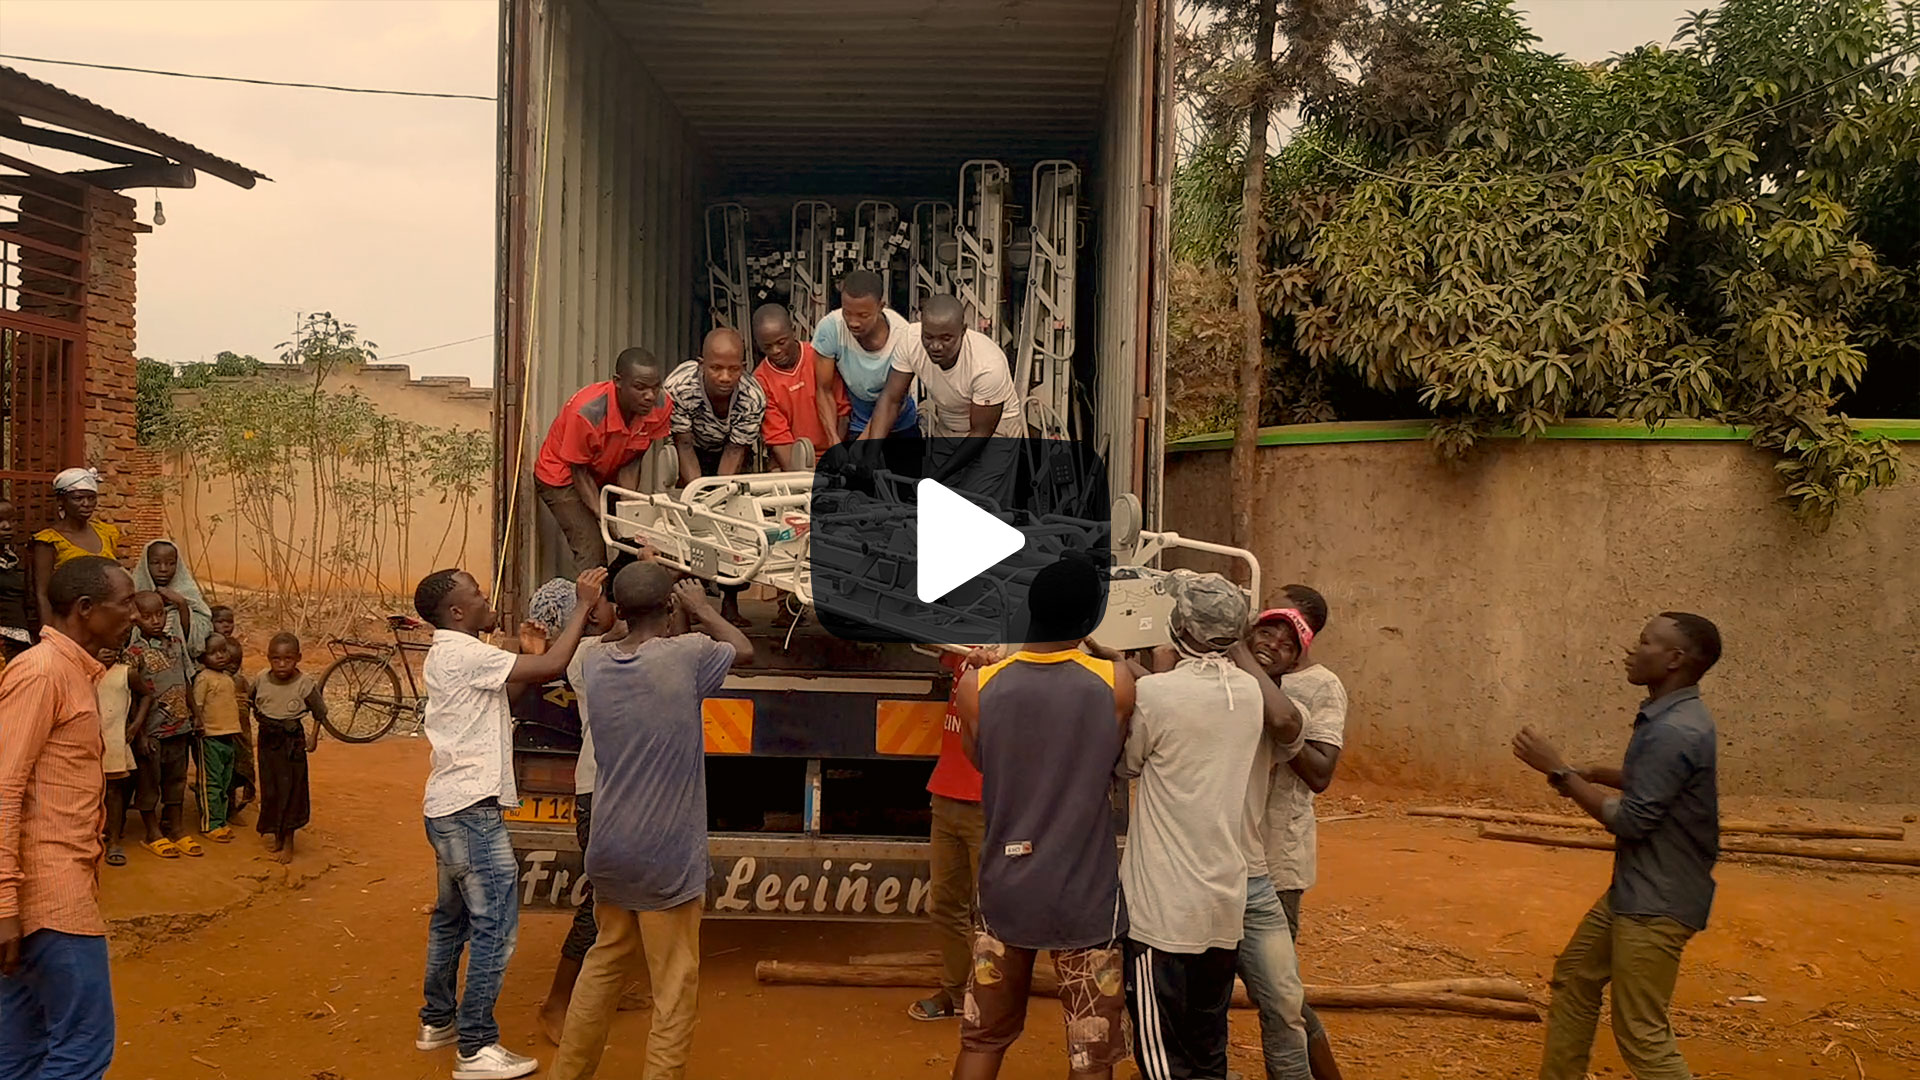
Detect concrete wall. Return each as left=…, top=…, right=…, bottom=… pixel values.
left=1163, top=438, right=1920, bottom=804
left=165, top=363, right=494, bottom=594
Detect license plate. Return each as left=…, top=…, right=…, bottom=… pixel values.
left=504, top=795, right=576, bottom=824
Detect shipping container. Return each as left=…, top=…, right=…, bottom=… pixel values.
left=494, top=0, right=1173, bottom=919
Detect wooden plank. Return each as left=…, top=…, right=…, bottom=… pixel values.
left=1478, top=827, right=1920, bottom=867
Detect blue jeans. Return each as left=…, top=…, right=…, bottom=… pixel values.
left=0, top=929, right=114, bottom=1080
left=1236, top=876, right=1312, bottom=1080
left=420, top=800, right=521, bottom=1055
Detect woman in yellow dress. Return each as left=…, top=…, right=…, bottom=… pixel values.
left=32, top=466, right=124, bottom=625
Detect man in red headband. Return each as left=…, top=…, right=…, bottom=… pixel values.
left=1250, top=585, right=1350, bottom=1080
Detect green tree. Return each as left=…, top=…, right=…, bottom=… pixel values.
left=1173, top=0, right=1920, bottom=529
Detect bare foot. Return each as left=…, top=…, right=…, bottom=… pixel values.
left=264, top=834, right=283, bottom=853
left=539, top=998, right=568, bottom=1046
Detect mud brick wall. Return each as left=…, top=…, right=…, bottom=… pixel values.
left=1163, top=438, right=1920, bottom=804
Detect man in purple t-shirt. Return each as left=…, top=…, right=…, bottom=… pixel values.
left=547, top=564, right=754, bottom=1080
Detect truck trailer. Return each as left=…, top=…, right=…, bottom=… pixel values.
left=494, top=0, right=1175, bottom=919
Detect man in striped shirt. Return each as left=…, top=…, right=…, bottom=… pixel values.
left=0, top=555, right=137, bottom=1080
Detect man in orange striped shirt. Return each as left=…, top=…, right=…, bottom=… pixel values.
left=0, top=555, right=136, bottom=1080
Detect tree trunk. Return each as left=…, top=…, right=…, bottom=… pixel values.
left=1478, top=827, right=1920, bottom=866
left=1410, top=805, right=1905, bottom=841
left=1230, top=0, right=1279, bottom=561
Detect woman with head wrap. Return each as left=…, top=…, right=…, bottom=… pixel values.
left=32, top=467, right=124, bottom=626
left=134, top=538, right=214, bottom=657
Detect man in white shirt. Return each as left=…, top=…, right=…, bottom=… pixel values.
left=1256, top=585, right=1351, bottom=1080
left=410, top=566, right=605, bottom=1080
left=862, top=294, right=1025, bottom=507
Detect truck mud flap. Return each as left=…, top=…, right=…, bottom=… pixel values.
left=512, top=827, right=933, bottom=922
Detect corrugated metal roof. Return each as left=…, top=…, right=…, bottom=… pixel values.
left=595, top=0, right=1128, bottom=193
left=0, top=64, right=268, bottom=189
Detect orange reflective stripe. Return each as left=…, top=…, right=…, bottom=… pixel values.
left=702, top=698, right=753, bottom=754
left=875, top=700, right=946, bottom=756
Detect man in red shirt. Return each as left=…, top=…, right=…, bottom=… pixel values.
left=751, top=304, right=849, bottom=469
left=910, top=644, right=1000, bottom=1023
left=534, top=348, right=670, bottom=574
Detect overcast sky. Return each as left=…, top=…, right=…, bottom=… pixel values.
left=5, top=0, right=1705, bottom=388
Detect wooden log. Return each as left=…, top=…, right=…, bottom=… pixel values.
left=754, top=962, right=1539, bottom=1020
left=841, top=957, right=1529, bottom=1002
left=848, top=950, right=940, bottom=967
left=1412, top=805, right=1905, bottom=841
left=1477, top=827, right=1920, bottom=867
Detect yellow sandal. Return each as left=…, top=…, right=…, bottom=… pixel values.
left=174, top=835, right=205, bottom=857
left=141, top=838, right=181, bottom=859
left=206, top=827, right=234, bottom=843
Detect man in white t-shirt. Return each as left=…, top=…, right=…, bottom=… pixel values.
left=863, top=294, right=1025, bottom=507
left=1256, top=584, right=1351, bottom=1080
left=409, top=566, right=605, bottom=1080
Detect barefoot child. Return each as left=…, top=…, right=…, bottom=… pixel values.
left=98, top=642, right=136, bottom=867
left=249, top=631, right=324, bottom=858
left=127, top=589, right=203, bottom=858
left=193, top=633, right=246, bottom=842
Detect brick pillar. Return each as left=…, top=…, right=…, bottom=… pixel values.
left=79, top=189, right=164, bottom=542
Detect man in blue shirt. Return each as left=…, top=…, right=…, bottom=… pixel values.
left=1512, top=611, right=1722, bottom=1080
left=812, top=269, right=922, bottom=447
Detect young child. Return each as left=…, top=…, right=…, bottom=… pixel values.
left=209, top=605, right=256, bottom=815
left=0, top=498, right=31, bottom=670
left=193, top=633, right=247, bottom=842
left=250, top=631, right=325, bottom=859
left=98, top=641, right=136, bottom=866
left=127, top=590, right=203, bottom=858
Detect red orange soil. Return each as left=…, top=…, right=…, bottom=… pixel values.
left=100, top=739, right=1919, bottom=1080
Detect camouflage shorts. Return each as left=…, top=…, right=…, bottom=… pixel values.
left=959, top=927, right=1131, bottom=1073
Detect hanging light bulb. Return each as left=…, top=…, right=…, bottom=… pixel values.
left=153, top=198, right=166, bottom=226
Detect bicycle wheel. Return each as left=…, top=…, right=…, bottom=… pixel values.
left=317, top=654, right=404, bottom=742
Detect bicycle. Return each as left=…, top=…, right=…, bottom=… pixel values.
left=317, top=614, right=431, bottom=742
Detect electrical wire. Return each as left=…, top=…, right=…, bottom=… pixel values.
left=1282, top=39, right=1920, bottom=189
left=379, top=334, right=492, bottom=361
left=0, top=53, right=494, bottom=101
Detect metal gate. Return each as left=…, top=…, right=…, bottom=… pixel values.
left=0, top=158, right=88, bottom=527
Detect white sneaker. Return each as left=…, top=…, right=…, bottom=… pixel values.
left=452, top=1043, right=538, bottom=1080
left=415, top=1021, right=457, bottom=1051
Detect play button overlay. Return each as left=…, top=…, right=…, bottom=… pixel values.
left=915, top=479, right=1026, bottom=602
left=809, top=436, right=1111, bottom=644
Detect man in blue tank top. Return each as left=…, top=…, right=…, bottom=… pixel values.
left=952, top=556, right=1137, bottom=1080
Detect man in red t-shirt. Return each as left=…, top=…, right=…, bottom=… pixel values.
left=533, top=348, right=670, bottom=573
left=751, top=304, right=849, bottom=469
left=911, top=644, right=1001, bottom=1022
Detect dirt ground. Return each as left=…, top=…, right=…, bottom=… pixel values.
left=97, top=738, right=1919, bottom=1080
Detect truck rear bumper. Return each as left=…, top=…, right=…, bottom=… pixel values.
left=512, top=826, right=934, bottom=922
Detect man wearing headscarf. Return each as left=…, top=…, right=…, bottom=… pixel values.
left=517, top=577, right=652, bottom=1045
left=1118, top=571, right=1303, bottom=1080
